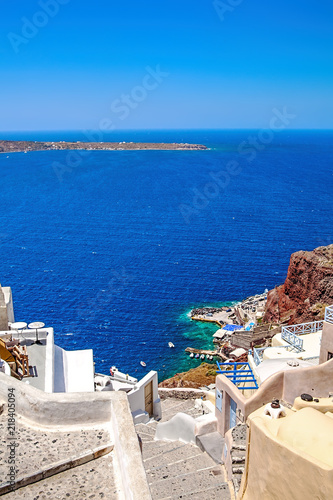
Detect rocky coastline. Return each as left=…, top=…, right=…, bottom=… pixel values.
left=0, top=139, right=207, bottom=153
left=161, top=244, right=333, bottom=388
left=190, top=291, right=267, bottom=327
left=190, top=306, right=231, bottom=317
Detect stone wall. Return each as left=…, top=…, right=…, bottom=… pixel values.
left=158, top=388, right=208, bottom=400
left=231, top=325, right=281, bottom=350
left=0, top=371, right=114, bottom=428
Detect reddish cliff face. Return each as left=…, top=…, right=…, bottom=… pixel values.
left=264, top=245, right=333, bottom=325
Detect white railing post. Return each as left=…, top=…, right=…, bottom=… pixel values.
left=325, top=305, right=333, bottom=325
left=253, top=348, right=261, bottom=366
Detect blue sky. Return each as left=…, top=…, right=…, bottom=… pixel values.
left=1, top=0, right=333, bottom=130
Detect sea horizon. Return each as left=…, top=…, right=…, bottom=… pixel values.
left=1, top=129, right=332, bottom=381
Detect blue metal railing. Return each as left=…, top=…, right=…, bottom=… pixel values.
left=325, top=305, right=333, bottom=325
left=216, top=361, right=258, bottom=390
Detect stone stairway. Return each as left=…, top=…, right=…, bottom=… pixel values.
left=136, top=398, right=231, bottom=500
left=230, top=445, right=246, bottom=495
left=229, top=424, right=247, bottom=496
left=196, top=431, right=224, bottom=464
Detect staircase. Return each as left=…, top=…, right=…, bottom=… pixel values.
left=230, top=444, right=246, bottom=495
left=229, top=424, right=247, bottom=496
left=136, top=398, right=231, bottom=500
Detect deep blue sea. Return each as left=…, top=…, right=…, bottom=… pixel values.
left=0, top=130, right=332, bottom=381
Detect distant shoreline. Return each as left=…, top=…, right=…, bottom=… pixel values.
left=0, top=139, right=207, bottom=154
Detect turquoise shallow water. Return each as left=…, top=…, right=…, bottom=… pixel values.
left=162, top=301, right=236, bottom=377
left=0, top=130, right=332, bottom=381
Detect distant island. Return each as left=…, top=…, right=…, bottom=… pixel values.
left=0, top=139, right=207, bottom=153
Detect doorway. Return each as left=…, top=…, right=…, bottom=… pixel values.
left=144, top=381, right=153, bottom=416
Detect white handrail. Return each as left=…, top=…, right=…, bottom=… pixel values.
left=282, top=320, right=323, bottom=336
left=281, top=329, right=304, bottom=351
left=325, top=305, right=333, bottom=325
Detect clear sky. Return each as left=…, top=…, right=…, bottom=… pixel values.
left=1, top=0, right=333, bottom=130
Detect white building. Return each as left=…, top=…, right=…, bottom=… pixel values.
left=0, top=283, right=161, bottom=423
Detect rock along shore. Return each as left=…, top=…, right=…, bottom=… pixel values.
left=0, top=139, right=207, bottom=153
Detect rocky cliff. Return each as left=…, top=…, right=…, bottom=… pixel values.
left=264, top=244, right=333, bottom=325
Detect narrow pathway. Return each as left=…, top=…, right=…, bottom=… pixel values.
left=136, top=398, right=231, bottom=500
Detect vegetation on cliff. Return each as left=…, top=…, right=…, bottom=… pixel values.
left=159, top=363, right=216, bottom=389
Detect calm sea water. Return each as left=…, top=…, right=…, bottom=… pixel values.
left=0, top=130, right=332, bottom=380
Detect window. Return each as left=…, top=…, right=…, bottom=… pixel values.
left=327, top=352, right=333, bottom=360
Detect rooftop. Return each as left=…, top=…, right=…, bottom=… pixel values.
left=0, top=411, right=117, bottom=499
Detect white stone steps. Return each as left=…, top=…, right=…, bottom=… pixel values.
left=141, top=398, right=232, bottom=500
left=136, top=425, right=157, bottom=441
left=143, top=442, right=198, bottom=463
left=145, top=451, right=215, bottom=481
left=232, top=466, right=245, bottom=474
left=174, top=481, right=231, bottom=500
left=149, top=467, right=228, bottom=500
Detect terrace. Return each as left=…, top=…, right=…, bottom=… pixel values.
left=0, top=327, right=94, bottom=393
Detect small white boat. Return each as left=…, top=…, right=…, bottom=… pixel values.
left=206, top=354, right=210, bottom=359
left=140, top=361, right=146, bottom=367
left=168, top=342, right=175, bottom=348
left=195, top=354, right=200, bottom=359
left=190, top=353, right=194, bottom=358
left=200, top=354, right=205, bottom=360
left=209, top=355, right=213, bottom=360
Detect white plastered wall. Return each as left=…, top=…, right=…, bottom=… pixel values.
left=128, top=370, right=161, bottom=419
left=2, top=287, right=15, bottom=324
